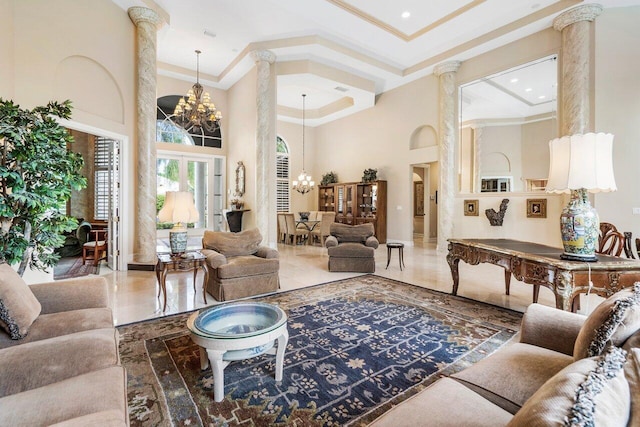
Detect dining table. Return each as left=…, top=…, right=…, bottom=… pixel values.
left=295, top=220, right=321, bottom=244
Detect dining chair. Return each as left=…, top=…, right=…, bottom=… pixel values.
left=597, top=222, right=625, bottom=256
left=283, top=213, right=308, bottom=245
left=310, top=212, right=335, bottom=246
left=277, top=213, right=288, bottom=243
left=82, top=229, right=108, bottom=266
left=623, top=232, right=635, bottom=259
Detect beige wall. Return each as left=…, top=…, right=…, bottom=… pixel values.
left=0, top=0, right=14, bottom=98
left=595, top=7, right=640, bottom=240
left=521, top=119, right=555, bottom=181
left=5, top=0, right=137, bottom=268
left=313, top=73, right=440, bottom=242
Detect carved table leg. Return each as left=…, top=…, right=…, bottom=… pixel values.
left=446, top=252, right=460, bottom=296
left=554, top=270, right=574, bottom=311
left=533, top=285, right=540, bottom=304
left=504, top=269, right=511, bottom=295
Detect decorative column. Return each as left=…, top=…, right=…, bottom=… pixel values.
left=250, top=50, right=277, bottom=247
left=433, top=61, right=461, bottom=253
left=473, top=125, right=484, bottom=193
left=553, top=3, right=602, bottom=135
left=128, top=7, right=160, bottom=264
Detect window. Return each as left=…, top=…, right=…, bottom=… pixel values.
left=276, top=136, right=290, bottom=212
left=94, top=137, right=118, bottom=221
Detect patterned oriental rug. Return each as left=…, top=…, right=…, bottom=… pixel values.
left=118, top=275, right=522, bottom=427
left=53, top=256, right=100, bottom=280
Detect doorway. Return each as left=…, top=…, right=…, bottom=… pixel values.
left=412, top=164, right=438, bottom=244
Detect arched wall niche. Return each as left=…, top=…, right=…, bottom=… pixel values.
left=410, top=125, right=437, bottom=150
left=54, top=55, right=124, bottom=124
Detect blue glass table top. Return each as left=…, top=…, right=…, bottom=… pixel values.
left=193, top=302, right=287, bottom=339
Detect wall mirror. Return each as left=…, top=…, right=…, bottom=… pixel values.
left=235, top=161, right=245, bottom=197
left=458, top=55, right=558, bottom=193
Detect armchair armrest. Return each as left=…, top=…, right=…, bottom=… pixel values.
left=365, top=236, right=379, bottom=249
left=519, top=303, right=586, bottom=356
left=255, top=246, right=279, bottom=259
left=201, top=248, right=228, bottom=268
left=29, top=276, right=109, bottom=315
left=325, top=236, right=338, bottom=248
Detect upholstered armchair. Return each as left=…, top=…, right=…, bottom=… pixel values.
left=325, top=222, right=378, bottom=273
left=201, top=228, right=279, bottom=301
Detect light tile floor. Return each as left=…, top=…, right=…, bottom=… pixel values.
left=103, top=239, right=603, bottom=326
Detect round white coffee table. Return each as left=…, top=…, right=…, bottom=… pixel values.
left=187, top=302, right=289, bottom=402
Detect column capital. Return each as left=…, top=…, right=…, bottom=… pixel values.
left=128, top=6, right=161, bottom=26
left=434, top=61, right=461, bottom=76
left=250, top=50, right=276, bottom=64
left=553, top=3, right=603, bottom=32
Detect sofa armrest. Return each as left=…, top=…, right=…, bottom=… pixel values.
left=520, top=303, right=586, bottom=356
left=365, top=236, right=379, bottom=249
left=255, top=246, right=279, bottom=259
left=29, top=276, right=109, bottom=314
left=201, top=249, right=228, bottom=268
left=325, top=236, right=338, bottom=248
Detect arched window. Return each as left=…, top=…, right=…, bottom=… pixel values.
left=156, top=95, right=222, bottom=148
left=276, top=136, right=290, bottom=212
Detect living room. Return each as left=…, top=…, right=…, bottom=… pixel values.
left=1, top=0, right=640, bottom=425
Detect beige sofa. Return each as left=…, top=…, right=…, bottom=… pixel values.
left=0, top=263, right=128, bottom=426
left=370, top=284, right=640, bottom=427
left=201, top=228, right=279, bottom=301
left=325, top=222, right=378, bottom=273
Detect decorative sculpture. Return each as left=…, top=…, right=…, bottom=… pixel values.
left=485, top=199, right=509, bottom=226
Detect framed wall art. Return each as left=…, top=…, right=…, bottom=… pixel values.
left=527, top=199, right=547, bottom=218
left=464, top=199, right=479, bottom=216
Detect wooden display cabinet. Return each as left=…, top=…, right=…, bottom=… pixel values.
left=318, top=180, right=387, bottom=243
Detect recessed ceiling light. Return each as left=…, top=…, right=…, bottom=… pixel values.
left=203, top=29, right=216, bottom=38
left=401, top=11, right=411, bottom=19
left=510, top=78, right=518, bottom=83
left=538, top=95, right=546, bottom=99
left=525, top=88, right=533, bottom=92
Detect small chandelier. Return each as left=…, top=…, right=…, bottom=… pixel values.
left=292, top=94, right=315, bottom=194
left=172, top=50, right=222, bottom=134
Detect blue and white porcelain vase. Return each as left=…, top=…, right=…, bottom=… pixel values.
left=559, top=189, right=599, bottom=261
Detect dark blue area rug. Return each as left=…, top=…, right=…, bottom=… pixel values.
left=119, top=275, right=521, bottom=426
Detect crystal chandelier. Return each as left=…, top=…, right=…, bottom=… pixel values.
left=172, top=50, right=222, bottom=134
left=292, top=94, right=315, bottom=194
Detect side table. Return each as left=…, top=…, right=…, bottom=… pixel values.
left=156, top=252, right=209, bottom=312
left=386, top=242, right=405, bottom=271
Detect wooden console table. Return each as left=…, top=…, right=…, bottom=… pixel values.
left=156, top=252, right=209, bottom=312
left=446, top=238, right=640, bottom=311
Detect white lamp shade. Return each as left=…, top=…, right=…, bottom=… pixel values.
left=157, top=191, right=200, bottom=224
left=546, top=132, right=617, bottom=194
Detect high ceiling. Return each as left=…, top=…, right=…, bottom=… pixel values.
left=112, top=0, right=639, bottom=126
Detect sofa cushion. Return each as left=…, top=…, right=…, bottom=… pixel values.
left=330, top=223, right=374, bottom=243
left=0, top=328, right=119, bottom=397
left=202, top=228, right=262, bottom=257
left=0, top=263, right=41, bottom=340
left=0, top=307, right=113, bottom=349
left=508, top=346, right=630, bottom=427
left=574, top=282, right=640, bottom=360
left=217, top=256, right=279, bottom=279
left=328, top=242, right=375, bottom=258
left=451, top=342, right=574, bottom=414
left=0, top=366, right=127, bottom=426
left=369, top=378, right=513, bottom=427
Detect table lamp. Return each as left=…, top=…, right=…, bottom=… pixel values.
left=157, top=191, right=200, bottom=255
left=546, top=132, right=616, bottom=261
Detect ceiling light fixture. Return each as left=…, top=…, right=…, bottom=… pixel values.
left=510, top=78, right=519, bottom=83
left=172, top=50, right=222, bottom=134
left=292, top=94, right=315, bottom=195
left=525, top=88, right=533, bottom=92
left=401, top=11, right=411, bottom=19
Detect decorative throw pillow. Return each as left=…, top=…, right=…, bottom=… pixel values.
left=508, top=346, right=630, bottom=427
left=574, top=283, right=640, bottom=360
left=624, top=348, right=640, bottom=427
left=202, top=228, right=262, bottom=257
left=0, top=263, right=42, bottom=339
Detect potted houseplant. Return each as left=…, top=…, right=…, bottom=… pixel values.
left=320, top=171, right=338, bottom=186
left=0, top=99, right=86, bottom=276
left=362, top=168, right=378, bottom=183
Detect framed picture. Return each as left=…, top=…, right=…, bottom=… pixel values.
left=527, top=199, right=547, bottom=218
left=464, top=199, right=479, bottom=216
left=414, top=182, right=425, bottom=216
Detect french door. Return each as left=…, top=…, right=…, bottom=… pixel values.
left=156, top=151, right=225, bottom=238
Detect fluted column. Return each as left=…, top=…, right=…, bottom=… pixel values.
left=554, top=3, right=602, bottom=135
left=250, top=50, right=277, bottom=247
left=434, top=61, right=461, bottom=252
left=129, top=7, right=160, bottom=264
left=473, top=126, right=484, bottom=193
